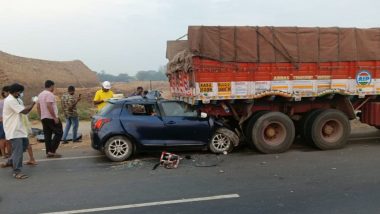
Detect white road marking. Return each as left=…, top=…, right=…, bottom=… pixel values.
left=36, top=155, right=104, bottom=162
left=40, top=194, right=240, bottom=214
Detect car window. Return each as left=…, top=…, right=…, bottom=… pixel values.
left=127, top=104, right=158, bottom=116
left=161, top=102, right=197, bottom=117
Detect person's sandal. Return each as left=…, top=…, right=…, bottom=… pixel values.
left=53, top=154, right=62, bottom=158
left=25, top=161, right=38, bottom=166
left=46, top=153, right=55, bottom=158
left=13, top=173, right=29, bottom=179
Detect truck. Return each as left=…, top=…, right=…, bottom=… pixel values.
left=166, top=26, right=380, bottom=154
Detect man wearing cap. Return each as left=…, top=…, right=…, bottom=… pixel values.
left=93, top=81, right=114, bottom=111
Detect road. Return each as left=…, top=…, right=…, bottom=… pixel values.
left=1, top=127, right=380, bottom=214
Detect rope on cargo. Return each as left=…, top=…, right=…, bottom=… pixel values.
left=256, top=28, right=299, bottom=69
left=176, top=34, right=188, bottom=41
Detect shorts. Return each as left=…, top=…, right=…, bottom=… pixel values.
left=0, top=122, right=5, bottom=139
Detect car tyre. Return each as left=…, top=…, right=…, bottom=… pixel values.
left=209, top=128, right=239, bottom=154
left=104, top=136, right=133, bottom=162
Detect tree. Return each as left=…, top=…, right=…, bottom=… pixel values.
left=135, top=69, right=167, bottom=81
left=97, top=71, right=135, bottom=82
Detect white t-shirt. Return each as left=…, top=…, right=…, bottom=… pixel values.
left=3, top=95, right=27, bottom=140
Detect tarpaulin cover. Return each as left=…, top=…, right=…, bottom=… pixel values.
left=166, top=26, right=380, bottom=74
left=187, top=26, right=380, bottom=63
left=166, top=40, right=188, bottom=60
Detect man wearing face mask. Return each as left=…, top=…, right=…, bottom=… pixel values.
left=37, top=80, right=63, bottom=158
left=1, top=83, right=36, bottom=179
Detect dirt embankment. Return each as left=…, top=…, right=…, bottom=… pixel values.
left=0, top=51, right=99, bottom=102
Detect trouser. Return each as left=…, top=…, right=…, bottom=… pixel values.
left=63, top=116, right=79, bottom=141
left=41, top=118, right=63, bottom=154
left=7, top=138, right=29, bottom=173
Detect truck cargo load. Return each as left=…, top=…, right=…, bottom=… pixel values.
left=167, top=26, right=380, bottom=104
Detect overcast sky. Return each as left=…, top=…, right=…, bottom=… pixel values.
left=0, top=0, right=379, bottom=75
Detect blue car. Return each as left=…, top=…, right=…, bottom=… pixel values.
left=91, top=97, right=239, bottom=162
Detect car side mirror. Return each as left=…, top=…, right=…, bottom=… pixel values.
left=200, top=112, right=208, bottom=118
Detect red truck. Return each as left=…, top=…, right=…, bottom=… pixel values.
left=166, top=26, right=380, bottom=154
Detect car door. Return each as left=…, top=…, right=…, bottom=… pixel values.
left=159, top=101, right=211, bottom=145
left=120, top=102, right=167, bottom=146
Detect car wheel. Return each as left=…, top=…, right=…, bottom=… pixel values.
left=209, top=128, right=238, bottom=154
left=308, top=109, right=350, bottom=150
left=104, top=136, right=133, bottom=162
left=250, top=112, right=295, bottom=154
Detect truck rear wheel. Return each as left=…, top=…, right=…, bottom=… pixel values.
left=244, top=111, right=269, bottom=146
left=307, top=109, right=350, bottom=150
left=250, top=112, right=295, bottom=154
left=298, top=109, right=325, bottom=144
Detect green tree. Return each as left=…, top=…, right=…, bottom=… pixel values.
left=136, top=69, right=167, bottom=81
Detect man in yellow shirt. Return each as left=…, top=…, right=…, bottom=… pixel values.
left=93, top=81, right=114, bottom=111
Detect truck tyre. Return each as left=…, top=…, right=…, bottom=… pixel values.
left=244, top=111, right=270, bottom=146
left=308, top=109, right=350, bottom=150
left=209, top=128, right=239, bottom=154
left=104, top=136, right=133, bottom=162
left=298, top=109, right=325, bottom=144
left=250, top=112, right=295, bottom=154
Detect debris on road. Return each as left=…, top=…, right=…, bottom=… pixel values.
left=160, top=152, right=180, bottom=169
left=260, top=161, right=267, bottom=166
left=156, top=151, right=181, bottom=169
left=110, top=159, right=143, bottom=170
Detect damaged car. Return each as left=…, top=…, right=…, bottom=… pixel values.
left=91, top=97, right=239, bottom=162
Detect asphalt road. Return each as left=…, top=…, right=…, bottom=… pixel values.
left=1, top=128, right=380, bottom=214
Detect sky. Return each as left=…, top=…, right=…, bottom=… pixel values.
left=0, top=0, right=379, bottom=75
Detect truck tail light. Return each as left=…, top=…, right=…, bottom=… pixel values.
left=94, top=118, right=111, bottom=130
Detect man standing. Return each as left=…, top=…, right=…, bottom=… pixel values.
left=130, top=86, right=144, bottom=97
left=1, top=83, right=36, bottom=179
left=37, top=80, right=63, bottom=158
left=93, top=81, right=113, bottom=111
left=0, top=86, right=10, bottom=158
left=61, top=86, right=81, bottom=144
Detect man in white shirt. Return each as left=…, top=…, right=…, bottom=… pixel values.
left=1, top=83, right=35, bottom=179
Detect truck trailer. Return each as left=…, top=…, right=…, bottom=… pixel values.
left=166, top=26, right=380, bottom=154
